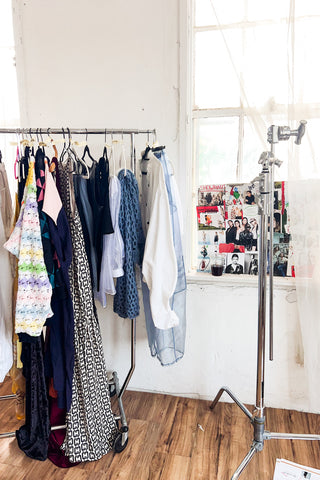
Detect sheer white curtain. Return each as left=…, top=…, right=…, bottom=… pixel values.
left=0, top=0, right=20, bottom=196
left=208, top=0, right=320, bottom=411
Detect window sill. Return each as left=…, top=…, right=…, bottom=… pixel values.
left=186, top=270, right=296, bottom=290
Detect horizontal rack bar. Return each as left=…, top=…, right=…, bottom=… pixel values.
left=0, top=394, right=15, bottom=401
left=0, top=128, right=156, bottom=135
left=0, top=424, right=67, bottom=439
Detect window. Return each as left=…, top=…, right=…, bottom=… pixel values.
left=0, top=0, right=21, bottom=194
left=190, top=0, right=320, bottom=270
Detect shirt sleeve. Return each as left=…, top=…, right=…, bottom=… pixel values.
left=142, top=174, right=179, bottom=330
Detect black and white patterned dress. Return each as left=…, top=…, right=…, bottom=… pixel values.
left=58, top=157, right=117, bottom=462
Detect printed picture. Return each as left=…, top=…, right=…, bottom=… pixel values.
left=244, top=253, right=259, bottom=275
left=225, top=184, right=243, bottom=206
left=197, top=242, right=211, bottom=272
left=225, top=252, right=245, bottom=274
left=198, top=184, right=225, bottom=206
left=273, top=243, right=289, bottom=277
left=197, top=230, right=226, bottom=248
left=224, top=216, right=260, bottom=252
left=227, top=204, right=243, bottom=220
left=197, top=206, right=225, bottom=230
left=274, top=181, right=283, bottom=211
left=225, top=183, right=259, bottom=208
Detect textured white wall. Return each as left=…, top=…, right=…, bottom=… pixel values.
left=11, top=0, right=317, bottom=413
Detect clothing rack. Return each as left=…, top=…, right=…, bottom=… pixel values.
left=0, top=126, right=156, bottom=452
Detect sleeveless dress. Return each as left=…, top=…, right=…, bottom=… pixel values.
left=58, top=157, right=117, bottom=462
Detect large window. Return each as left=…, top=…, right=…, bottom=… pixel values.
left=193, top=0, right=320, bottom=185
left=190, top=0, right=320, bottom=271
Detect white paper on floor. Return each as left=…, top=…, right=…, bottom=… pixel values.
left=273, top=459, right=320, bottom=479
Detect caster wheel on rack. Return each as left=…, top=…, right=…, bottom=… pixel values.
left=114, top=432, right=128, bottom=453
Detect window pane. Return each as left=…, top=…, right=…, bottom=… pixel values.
left=196, top=117, right=239, bottom=185
left=247, top=0, right=290, bottom=21
left=242, top=24, right=289, bottom=107
left=242, top=116, right=289, bottom=182
left=295, top=0, right=320, bottom=16
left=194, top=30, right=241, bottom=108
left=293, top=19, right=320, bottom=104
left=242, top=117, right=320, bottom=182
left=195, top=0, right=245, bottom=27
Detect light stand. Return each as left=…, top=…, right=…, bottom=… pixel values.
left=210, top=120, right=320, bottom=480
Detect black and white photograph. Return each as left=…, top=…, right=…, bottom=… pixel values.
left=244, top=253, right=259, bottom=275
left=225, top=252, right=245, bottom=274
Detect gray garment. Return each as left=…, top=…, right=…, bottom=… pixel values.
left=58, top=157, right=117, bottom=462
left=77, top=175, right=98, bottom=291
left=0, top=163, right=13, bottom=381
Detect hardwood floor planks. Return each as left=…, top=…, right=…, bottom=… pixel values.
left=1, top=377, right=320, bottom=480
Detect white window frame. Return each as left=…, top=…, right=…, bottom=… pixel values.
left=179, top=0, right=313, bottom=283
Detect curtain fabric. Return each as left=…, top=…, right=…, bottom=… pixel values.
left=209, top=0, right=320, bottom=411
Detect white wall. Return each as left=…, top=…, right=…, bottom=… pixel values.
left=11, top=0, right=318, bottom=413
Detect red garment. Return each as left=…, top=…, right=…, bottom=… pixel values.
left=219, top=243, right=245, bottom=253
left=47, top=397, right=80, bottom=468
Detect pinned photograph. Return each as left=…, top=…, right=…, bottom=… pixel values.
left=273, top=244, right=289, bottom=277
left=197, top=243, right=211, bottom=272
left=197, top=206, right=225, bottom=230
left=245, top=253, right=259, bottom=275
left=225, top=252, right=245, bottom=274
left=198, top=184, right=225, bottom=206
left=227, top=204, right=243, bottom=220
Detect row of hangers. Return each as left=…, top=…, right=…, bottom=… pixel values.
left=12, top=128, right=163, bottom=181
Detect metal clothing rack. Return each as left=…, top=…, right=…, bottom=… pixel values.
left=210, top=121, right=320, bottom=479
left=0, top=126, right=156, bottom=453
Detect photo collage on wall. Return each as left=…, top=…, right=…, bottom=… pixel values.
left=196, top=182, right=293, bottom=277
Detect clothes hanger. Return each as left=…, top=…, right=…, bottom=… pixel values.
left=81, top=129, right=96, bottom=169
left=47, top=128, right=58, bottom=158
left=66, top=128, right=90, bottom=179
left=59, top=127, right=68, bottom=162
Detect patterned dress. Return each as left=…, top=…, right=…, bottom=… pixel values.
left=58, top=157, right=117, bottom=463
left=4, top=160, right=53, bottom=336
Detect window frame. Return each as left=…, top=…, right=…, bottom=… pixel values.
left=182, top=0, right=320, bottom=275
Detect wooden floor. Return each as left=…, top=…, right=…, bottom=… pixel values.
left=0, top=378, right=319, bottom=480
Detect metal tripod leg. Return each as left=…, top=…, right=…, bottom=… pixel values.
left=265, top=431, right=320, bottom=441
left=210, top=386, right=253, bottom=422
left=231, top=443, right=259, bottom=480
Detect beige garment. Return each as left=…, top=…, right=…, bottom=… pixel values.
left=0, top=163, right=13, bottom=238
left=0, top=163, right=13, bottom=381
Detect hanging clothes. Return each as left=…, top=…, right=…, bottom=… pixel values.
left=9, top=193, right=26, bottom=421
left=96, top=175, right=124, bottom=307
left=113, top=169, right=145, bottom=319
left=58, top=156, right=117, bottom=463
left=4, top=160, right=53, bottom=337
left=15, top=336, right=50, bottom=461
left=73, top=174, right=98, bottom=290
left=42, top=161, right=75, bottom=412
left=0, top=162, right=13, bottom=381
left=140, top=148, right=186, bottom=365
left=17, top=146, right=30, bottom=206
left=140, top=149, right=179, bottom=329
left=87, top=155, right=114, bottom=291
